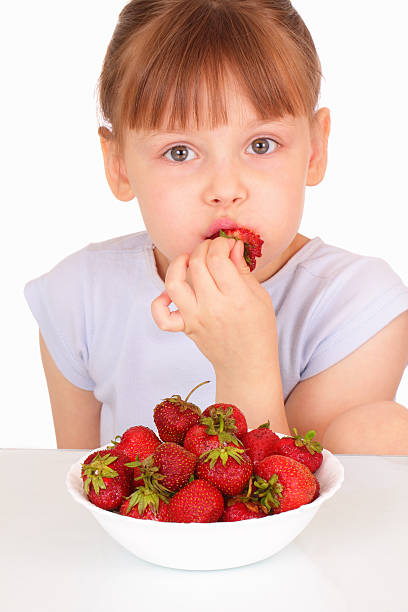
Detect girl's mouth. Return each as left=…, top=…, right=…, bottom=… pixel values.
left=204, top=216, right=240, bottom=238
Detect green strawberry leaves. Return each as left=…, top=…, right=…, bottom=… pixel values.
left=292, top=427, right=323, bottom=455
left=199, top=446, right=246, bottom=469
left=252, top=474, right=283, bottom=513
left=82, top=452, right=119, bottom=495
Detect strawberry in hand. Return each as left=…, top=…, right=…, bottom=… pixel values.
left=150, top=234, right=279, bottom=377
left=208, top=227, right=263, bottom=272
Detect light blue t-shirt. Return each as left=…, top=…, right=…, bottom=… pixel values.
left=24, top=231, right=408, bottom=445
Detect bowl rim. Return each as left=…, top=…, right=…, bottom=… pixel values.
left=66, top=437, right=344, bottom=528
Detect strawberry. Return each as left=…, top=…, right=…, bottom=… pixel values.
left=168, top=479, right=224, bottom=523
left=209, top=227, right=264, bottom=271
left=151, top=442, right=197, bottom=492
left=201, top=403, right=248, bottom=438
left=195, top=446, right=253, bottom=496
left=183, top=413, right=243, bottom=457
left=239, top=420, right=280, bottom=464
left=120, top=496, right=170, bottom=521
left=81, top=450, right=133, bottom=511
left=310, top=475, right=320, bottom=502
left=120, top=480, right=171, bottom=521
left=183, top=423, right=223, bottom=456
left=108, top=425, right=161, bottom=462
left=253, top=454, right=317, bottom=513
left=276, top=428, right=323, bottom=473
left=153, top=381, right=210, bottom=443
left=221, top=499, right=267, bottom=522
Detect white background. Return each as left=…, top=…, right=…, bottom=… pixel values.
left=2, top=1, right=407, bottom=447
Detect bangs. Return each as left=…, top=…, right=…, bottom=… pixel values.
left=99, top=1, right=322, bottom=155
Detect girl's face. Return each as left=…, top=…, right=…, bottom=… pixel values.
left=110, top=80, right=330, bottom=284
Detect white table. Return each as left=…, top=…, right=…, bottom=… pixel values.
left=1, top=450, right=406, bottom=612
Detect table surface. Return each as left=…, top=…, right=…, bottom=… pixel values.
left=1, top=449, right=407, bottom=612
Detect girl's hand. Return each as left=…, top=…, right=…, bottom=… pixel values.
left=151, top=236, right=279, bottom=375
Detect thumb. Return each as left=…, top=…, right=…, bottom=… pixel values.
left=230, top=239, right=251, bottom=275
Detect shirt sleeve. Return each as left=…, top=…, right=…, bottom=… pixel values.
left=300, top=256, right=408, bottom=381
left=23, top=247, right=96, bottom=390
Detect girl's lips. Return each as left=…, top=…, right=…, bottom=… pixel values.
left=205, top=217, right=240, bottom=238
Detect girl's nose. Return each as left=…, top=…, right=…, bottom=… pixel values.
left=203, top=161, right=248, bottom=207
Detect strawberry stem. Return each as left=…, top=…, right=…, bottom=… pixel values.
left=184, top=380, right=210, bottom=402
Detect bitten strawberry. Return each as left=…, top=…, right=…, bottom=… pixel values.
left=277, top=428, right=323, bottom=473
left=81, top=450, right=133, bottom=511
left=153, top=381, right=209, bottom=443
left=201, top=403, right=248, bottom=438
left=240, top=421, right=280, bottom=464
left=253, top=454, right=317, bottom=514
left=108, top=425, right=161, bottom=462
left=209, top=227, right=264, bottom=271
left=168, top=479, right=224, bottom=523
left=151, top=442, right=197, bottom=492
left=195, top=446, right=253, bottom=496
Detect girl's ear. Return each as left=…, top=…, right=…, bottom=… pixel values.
left=306, top=107, right=331, bottom=187
left=98, top=127, right=135, bottom=201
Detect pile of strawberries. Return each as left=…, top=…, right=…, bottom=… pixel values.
left=81, top=381, right=323, bottom=523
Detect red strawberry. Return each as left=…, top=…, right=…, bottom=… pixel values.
left=253, top=454, right=317, bottom=514
left=310, top=475, right=320, bottom=502
left=277, top=428, right=323, bottom=473
left=168, top=479, right=224, bottom=523
left=153, top=381, right=210, bottom=443
left=209, top=227, right=264, bottom=271
left=108, top=425, right=161, bottom=462
left=221, top=499, right=267, bottom=522
left=151, top=442, right=197, bottom=492
left=183, top=423, right=222, bottom=456
left=240, top=421, right=280, bottom=464
left=195, top=446, right=253, bottom=496
left=201, top=403, right=247, bottom=438
left=183, top=414, right=243, bottom=457
left=81, top=450, right=133, bottom=511
left=120, top=483, right=170, bottom=522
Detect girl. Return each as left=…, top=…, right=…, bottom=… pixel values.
left=24, top=0, right=408, bottom=453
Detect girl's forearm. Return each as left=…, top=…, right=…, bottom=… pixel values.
left=215, top=362, right=291, bottom=434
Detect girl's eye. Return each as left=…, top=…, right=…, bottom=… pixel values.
left=247, top=137, right=279, bottom=155
left=162, top=137, right=279, bottom=163
left=163, top=145, right=196, bottom=163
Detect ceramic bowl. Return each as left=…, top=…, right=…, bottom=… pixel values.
left=66, top=436, right=344, bottom=570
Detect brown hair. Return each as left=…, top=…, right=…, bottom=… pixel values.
left=96, top=0, right=323, bottom=156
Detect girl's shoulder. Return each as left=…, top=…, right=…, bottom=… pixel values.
left=296, top=237, right=396, bottom=283
left=84, top=230, right=151, bottom=255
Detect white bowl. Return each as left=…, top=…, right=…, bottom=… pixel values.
left=66, top=437, right=344, bottom=570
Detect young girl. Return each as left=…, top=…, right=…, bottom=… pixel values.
left=24, top=0, right=408, bottom=453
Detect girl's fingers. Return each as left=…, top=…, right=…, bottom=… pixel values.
left=151, top=290, right=186, bottom=332
left=164, top=252, right=198, bottom=313
left=204, top=237, right=251, bottom=296
left=187, top=239, right=220, bottom=301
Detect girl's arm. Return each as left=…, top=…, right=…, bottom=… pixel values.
left=39, top=331, right=102, bottom=449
